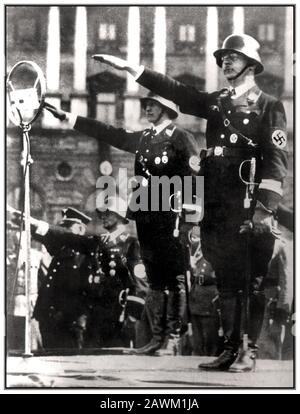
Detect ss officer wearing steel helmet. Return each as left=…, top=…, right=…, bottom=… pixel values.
left=44, top=93, right=199, bottom=355
left=92, top=33, right=288, bottom=371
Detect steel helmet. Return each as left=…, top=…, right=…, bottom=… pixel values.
left=140, top=92, right=179, bottom=119
left=214, top=34, right=264, bottom=74
left=96, top=195, right=129, bottom=224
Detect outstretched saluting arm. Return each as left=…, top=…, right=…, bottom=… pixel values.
left=43, top=102, right=142, bottom=154
left=92, top=54, right=209, bottom=118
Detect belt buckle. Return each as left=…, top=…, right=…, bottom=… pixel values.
left=214, top=146, right=224, bottom=157
left=197, top=275, right=204, bottom=285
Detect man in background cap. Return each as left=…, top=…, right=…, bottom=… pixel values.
left=32, top=207, right=92, bottom=349
left=15, top=197, right=144, bottom=349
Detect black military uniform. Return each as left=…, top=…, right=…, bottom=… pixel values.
left=33, top=208, right=92, bottom=349
left=33, top=217, right=142, bottom=348
left=68, top=95, right=199, bottom=352
left=134, top=34, right=288, bottom=368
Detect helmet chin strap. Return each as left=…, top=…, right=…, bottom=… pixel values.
left=229, top=63, right=253, bottom=81
left=153, top=107, right=166, bottom=125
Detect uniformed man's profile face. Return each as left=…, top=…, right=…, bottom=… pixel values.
left=100, top=210, right=120, bottom=230
left=144, top=100, right=164, bottom=125
left=221, top=52, right=250, bottom=80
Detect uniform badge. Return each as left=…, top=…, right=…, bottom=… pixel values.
left=165, top=126, right=176, bottom=137
left=134, top=263, right=146, bottom=278
left=230, top=133, right=238, bottom=144
left=189, top=155, right=200, bottom=172
left=272, top=130, right=287, bottom=149
left=109, top=260, right=116, bottom=268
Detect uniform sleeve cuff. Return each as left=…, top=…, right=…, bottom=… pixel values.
left=65, top=112, right=78, bottom=128
left=257, top=189, right=282, bottom=213
left=259, top=179, right=283, bottom=197
left=133, top=65, right=145, bottom=81
left=35, top=222, right=49, bottom=236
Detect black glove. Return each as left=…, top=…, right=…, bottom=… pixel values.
left=43, top=101, right=67, bottom=121
left=240, top=201, right=275, bottom=235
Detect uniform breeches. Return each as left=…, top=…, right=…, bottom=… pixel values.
left=201, top=226, right=275, bottom=349
left=135, top=212, right=187, bottom=290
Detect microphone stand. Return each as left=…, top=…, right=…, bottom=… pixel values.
left=7, top=60, right=46, bottom=358
left=20, top=122, right=34, bottom=357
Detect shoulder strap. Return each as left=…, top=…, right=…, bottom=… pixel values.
left=216, top=94, right=257, bottom=147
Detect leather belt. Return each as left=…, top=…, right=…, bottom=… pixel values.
left=194, top=274, right=215, bottom=286
left=200, top=146, right=259, bottom=159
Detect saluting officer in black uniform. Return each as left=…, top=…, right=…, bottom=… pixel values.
left=44, top=93, right=199, bottom=355
left=93, top=33, right=288, bottom=370
left=32, top=207, right=92, bottom=349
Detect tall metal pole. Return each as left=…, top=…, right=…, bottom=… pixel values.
left=21, top=124, right=33, bottom=356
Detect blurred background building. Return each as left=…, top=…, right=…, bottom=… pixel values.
left=6, top=5, right=294, bottom=232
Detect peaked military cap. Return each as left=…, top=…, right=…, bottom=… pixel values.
left=59, top=207, right=92, bottom=225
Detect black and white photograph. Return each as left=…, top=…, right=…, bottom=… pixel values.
left=3, top=1, right=295, bottom=390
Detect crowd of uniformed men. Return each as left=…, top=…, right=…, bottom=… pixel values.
left=7, top=33, right=293, bottom=372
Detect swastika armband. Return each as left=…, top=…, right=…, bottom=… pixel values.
left=271, top=129, right=287, bottom=149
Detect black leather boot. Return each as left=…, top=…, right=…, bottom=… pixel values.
left=199, top=291, right=240, bottom=370
left=229, top=289, right=265, bottom=372
left=229, top=345, right=257, bottom=372
left=132, top=337, right=163, bottom=355
left=198, top=348, right=238, bottom=371
left=162, top=278, right=186, bottom=355
left=131, top=289, right=166, bottom=355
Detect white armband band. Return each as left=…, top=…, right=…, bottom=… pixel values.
left=134, top=65, right=145, bottom=81
left=259, top=179, right=283, bottom=196
left=65, top=112, right=78, bottom=128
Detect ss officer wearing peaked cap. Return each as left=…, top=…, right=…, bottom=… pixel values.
left=44, top=92, right=200, bottom=355
left=32, top=207, right=92, bottom=349
left=93, top=33, right=289, bottom=370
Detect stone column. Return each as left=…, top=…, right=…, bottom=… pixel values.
left=205, top=7, right=218, bottom=91
left=42, top=6, right=62, bottom=128
left=233, top=7, right=244, bottom=34
left=124, top=6, right=141, bottom=130
left=154, top=7, right=166, bottom=74
left=70, top=6, right=88, bottom=117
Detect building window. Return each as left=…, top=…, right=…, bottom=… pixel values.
left=96, top=93, right=116, bottom=124
left=258, top=24, right=275, bottom=42
left=98, top=23, right=116, bottom=41
left=179, top=24, right=196, bottom=42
